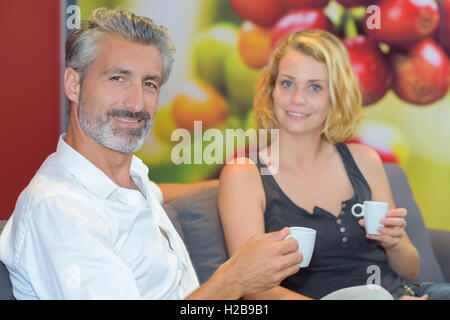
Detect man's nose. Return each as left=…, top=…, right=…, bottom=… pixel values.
left=124, top=82, right=145, bottom=112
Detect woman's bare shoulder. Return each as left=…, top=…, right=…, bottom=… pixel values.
left=346, top=143, right=382, bottom=168
left=219, top=157, right=262, bottom=185
left=345, top=142, right=386, bottom=183
left=218, top=156, right=266, bottom=212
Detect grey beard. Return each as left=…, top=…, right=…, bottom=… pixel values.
left=78, top=102, right=154, bottom=153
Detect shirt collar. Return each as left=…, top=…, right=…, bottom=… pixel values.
left=55, top=133, right=149, bottom=199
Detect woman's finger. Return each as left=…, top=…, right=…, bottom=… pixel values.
left=378, top=227, right=405, bottom=238
left=386, top=208, right=407, bottom=218
left=380, top=217, right=407, bottom=228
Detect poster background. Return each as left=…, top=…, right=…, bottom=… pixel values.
left=0, top=0, right=448, bottom=233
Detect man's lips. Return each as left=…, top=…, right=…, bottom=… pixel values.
left=112, top=115, right=144, bottom=127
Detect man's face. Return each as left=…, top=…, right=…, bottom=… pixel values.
left=77, top=36, right=163, bottom=153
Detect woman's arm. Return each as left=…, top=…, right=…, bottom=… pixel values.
left=218, top=158, right=312, bottom=300
left=348, top=143, right=420, bottom=282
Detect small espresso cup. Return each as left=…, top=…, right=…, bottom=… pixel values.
left=286, top=227, right=316, bottom=267
left=351, top=201, right=388, bottom=235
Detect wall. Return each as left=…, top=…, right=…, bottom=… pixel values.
left=0, top=0, right=60, bottom=220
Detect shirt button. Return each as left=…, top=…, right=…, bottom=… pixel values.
left=342, top=203, right=346, bottom=208
left=336, top=218, right=342, bottom=224
left=340, top=227, right=346, bottom=233
left=342, top=237, right=348, bottom=243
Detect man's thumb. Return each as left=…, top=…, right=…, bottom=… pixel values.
left=263, top=227, right=289, bottom=242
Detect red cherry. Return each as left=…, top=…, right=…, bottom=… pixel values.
left=343, top=36, right=393, bottom=106
left=337, top=0, right=379, bottom=7
left=390, top=39, right=450, bottom=105
left=270, top=9, right=336, bottom=48
left=229, top=0, right=286, bottom=28
left=436, top=0, right=450, bottom=55
left=281, top=0, right=330, bottom=10
left=364, top=0, right=440, bottom=48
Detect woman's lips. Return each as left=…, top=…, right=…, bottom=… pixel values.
left=286, top=110, right=310, bottom=119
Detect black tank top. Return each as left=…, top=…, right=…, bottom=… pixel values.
left=256, top=142, right=406, bottom=299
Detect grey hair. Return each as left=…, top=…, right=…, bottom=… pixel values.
left=65, top=7, right=176, bottom=85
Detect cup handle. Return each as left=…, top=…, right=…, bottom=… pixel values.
left=351, top=204, right=364, bottom=218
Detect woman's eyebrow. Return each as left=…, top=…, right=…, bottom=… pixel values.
left=279, top=74, right=326, bottom=82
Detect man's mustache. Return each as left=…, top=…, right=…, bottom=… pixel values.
left=106, top=109, right=151, bottom=122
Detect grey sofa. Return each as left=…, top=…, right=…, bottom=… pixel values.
left=1, top=163, right=449, bottom=299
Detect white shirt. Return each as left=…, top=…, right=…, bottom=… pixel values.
left=0, top=134, right=199, bottom=299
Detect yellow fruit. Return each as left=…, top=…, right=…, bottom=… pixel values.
left=172, top=80, right=229, bottom=133
left=152, top=103, right=177, bottom=144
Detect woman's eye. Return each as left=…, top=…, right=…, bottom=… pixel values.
left=310, top=84, right=322, bottom=92
left=281, top=80, right=294, bottom=88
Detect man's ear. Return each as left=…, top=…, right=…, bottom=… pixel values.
left=64, top=67, right=81, bottom=105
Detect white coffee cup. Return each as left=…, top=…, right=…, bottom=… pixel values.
left=351, top=201, right=388, bottom=235
left=286, top=227, right=316, bottom=267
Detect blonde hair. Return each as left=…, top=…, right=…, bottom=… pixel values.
left=254, top=29, right=363, bottom=143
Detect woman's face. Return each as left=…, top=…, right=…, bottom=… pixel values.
left=272, top=49, right=331, bottom=136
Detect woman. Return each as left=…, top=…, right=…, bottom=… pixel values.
left=218, top=29, right=445, bottom=300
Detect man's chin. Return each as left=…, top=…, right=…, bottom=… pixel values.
left=101, top=136, right=146, bottom=154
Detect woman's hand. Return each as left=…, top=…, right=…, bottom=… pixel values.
left=359, top=208, right=408, bottom=249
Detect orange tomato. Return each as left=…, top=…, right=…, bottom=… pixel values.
left=238, top=21, right=272, bottom=69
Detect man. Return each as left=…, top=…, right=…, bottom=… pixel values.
left=0, top=8, right=302, bottom=299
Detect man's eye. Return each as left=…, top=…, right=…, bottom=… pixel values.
left=145, top=82, right=158, bottom=90
left=110, top=76, right=124, bottom=82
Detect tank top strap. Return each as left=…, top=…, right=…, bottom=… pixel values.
left=253, top=154, right=283, bottom=210
left=335, top=142, right=372, bottom=201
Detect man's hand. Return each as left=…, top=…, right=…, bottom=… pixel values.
left=224, top=227, right=303, bottom=297
left=186, top=227, right=302, bottom=300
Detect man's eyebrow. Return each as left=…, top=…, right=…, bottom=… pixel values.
left=102, top=67, right=162, bottom=84
left=143, top=74, right=162, bottom=85
left=102, top=67, right=132, bottom=76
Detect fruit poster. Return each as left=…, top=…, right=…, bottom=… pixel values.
left=76, top=0, right=450, bottom=230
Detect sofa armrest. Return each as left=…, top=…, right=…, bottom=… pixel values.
left=427, top=228, right=450, bottom=282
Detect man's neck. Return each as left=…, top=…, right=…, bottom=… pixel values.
left=65, top=123, right=134, bottom=190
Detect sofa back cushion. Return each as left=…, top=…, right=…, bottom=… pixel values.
left=168, top=163, right=445, bottom=285
left=383, top=163, right=444, bottom=283
left=0, top=221, right=15, bottom=300
left=166, top=187, right=228, bottom=284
